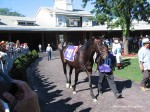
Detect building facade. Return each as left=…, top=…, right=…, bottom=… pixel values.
left=0, top=0, right=150, bottom=51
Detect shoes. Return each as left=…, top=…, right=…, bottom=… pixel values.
left=115, top=93, right=122, bottom=99
left=140, top=87, right=150, bottom=91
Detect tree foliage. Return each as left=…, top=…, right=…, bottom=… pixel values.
left=0, top=8, right=25, bottom=17
left=82, top=0, right=150, bottom=54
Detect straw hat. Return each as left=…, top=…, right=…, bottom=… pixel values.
left=114, top=39, right=118, bottom=43
left=142, top=38, right=150, bottom=44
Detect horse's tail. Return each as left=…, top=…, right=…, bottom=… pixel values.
left=58, top=44, right=67, bottom=63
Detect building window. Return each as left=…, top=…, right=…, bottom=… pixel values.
left=58, top=19, right=63, bottom=26
left=86, top=20, right=89, bottom=26
left=18, top=22, right=26, bottom=25
left=27, top=22, right=34, bottom=25
left=66, top=16, right=82, bottom=27
left=18, top=21, right=35, bottom=26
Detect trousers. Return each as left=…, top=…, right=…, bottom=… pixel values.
left=47, top=51, right=51, bottom=60
left=98, top=72, right=119, bottom=95
left=140, top=70, right=150, bottom=87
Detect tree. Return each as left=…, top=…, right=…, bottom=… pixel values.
left=82, top=0, right=150, bottom=54
left=0, top=8, right=25, bottom=17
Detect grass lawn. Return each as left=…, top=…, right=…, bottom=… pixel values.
left=94, top=57, right=143, bottom=83
left=113, top=58, right=142, bottom=83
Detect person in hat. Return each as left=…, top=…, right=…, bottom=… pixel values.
left=138, top=38, right=150, bottom=91
left=38, top=44, right=42, bottom=52
left=112, top=38, right=122, bottom=70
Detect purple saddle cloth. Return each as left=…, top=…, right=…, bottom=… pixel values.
left=64, top=45, right=78, bottom=62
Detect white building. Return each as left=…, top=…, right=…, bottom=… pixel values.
left=0, top=0, right=150, bottom=50
left=35, top=7, right=93, bottom=27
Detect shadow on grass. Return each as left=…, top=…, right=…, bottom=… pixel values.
left=121, top=59, right=131, bottom=69
left=147, top=79, right=150, bottom=88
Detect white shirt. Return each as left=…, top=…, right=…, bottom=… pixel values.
left=38, top=44, right=42, bottom=48
left=112, top=43, right=122, bottom=56
left=138, top=47, right=150, bottom=70
left=46, top=46, right=52, bottom=52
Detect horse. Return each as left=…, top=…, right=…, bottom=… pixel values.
left=59, top=37, right=108, bottom=102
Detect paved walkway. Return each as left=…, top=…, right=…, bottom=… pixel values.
left=27, top=51, right=150, bottom=112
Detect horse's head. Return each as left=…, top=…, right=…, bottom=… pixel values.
left=93, top=37, right=108, bottom=59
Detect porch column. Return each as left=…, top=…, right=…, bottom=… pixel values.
left=41, top=33, right=45, bottom=51
left=64, top=32, right=67, bottom=43
left=56, top=32, right=59, bottom=44
left=83, top=32, right=86, bottom=42
left=8, top=32, right=12, bottom=41
left=140, top=31, right=143, bottom=37
left=90, top=32, right=93, bottom=38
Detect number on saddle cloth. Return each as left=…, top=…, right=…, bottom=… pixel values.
left=64, top=45, right=79, bottom=61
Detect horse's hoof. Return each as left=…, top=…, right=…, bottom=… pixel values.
left=93, top=98, right=97, bottom=102
left=73, top=91, right=77, bottom=94
left=66, top=83, right=70, bottom=88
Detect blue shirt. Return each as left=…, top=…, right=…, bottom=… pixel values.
left=138, top=47, right=150, bottom=70
left=99, top=52, right=115, bottom=72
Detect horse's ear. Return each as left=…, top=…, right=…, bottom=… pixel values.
left=99, top=35, right=105, bottom=39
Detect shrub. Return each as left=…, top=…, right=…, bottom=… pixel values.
left=9, top=49, right=39, bottom=83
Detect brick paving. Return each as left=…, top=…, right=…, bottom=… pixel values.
left=27, top=51, right=150, bottom=112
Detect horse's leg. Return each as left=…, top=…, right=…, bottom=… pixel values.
left=88, top=75, right=97, bottom=102
left=69, top=66, right=73, bottom=88
left=63, top=63, right=69, bottom=88
left=73, top=70, right=79, bottom=94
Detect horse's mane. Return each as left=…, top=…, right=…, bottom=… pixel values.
left=80, top=38, right=95, bottom=51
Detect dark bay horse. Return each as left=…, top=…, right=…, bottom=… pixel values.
left=59, top=37, right=108, bottom=102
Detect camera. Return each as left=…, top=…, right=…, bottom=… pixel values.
left=0, top=72, right=18, bottom=102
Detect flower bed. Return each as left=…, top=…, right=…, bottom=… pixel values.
left=122, top=53, right=137, bottom=57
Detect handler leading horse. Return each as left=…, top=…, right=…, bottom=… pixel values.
left=59, top=36, right=108, bottom=102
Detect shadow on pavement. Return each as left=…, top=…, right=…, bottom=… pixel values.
left=76, top=76, right=132, bottom=95
left=30, top=62, right=85, bottom=112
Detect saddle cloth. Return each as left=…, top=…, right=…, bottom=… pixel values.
left=64, top=45, right=79, bottom=62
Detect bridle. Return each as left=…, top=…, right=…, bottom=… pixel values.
left=84, top=40, right=106, bottom=76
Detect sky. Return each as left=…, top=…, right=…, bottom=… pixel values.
left=0, top=0, right=95, bottom=17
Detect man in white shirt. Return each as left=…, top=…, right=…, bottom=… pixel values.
left=38, top=44, right=42, bottom=52
left=46, top=44, right=52, bottom=60
left=138, top=38, right=150, bottom=91
left=112, top=39, right=122, bottom=69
